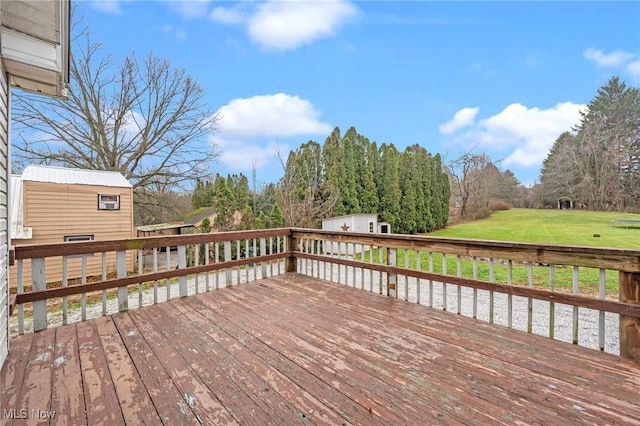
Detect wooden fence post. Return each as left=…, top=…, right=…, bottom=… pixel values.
left=620, top=271, right=640, bottom=362
left=387, top=247, right=397, bottom=298
left=286, top=232, right=297, bottom=273
left=32, top=258, right=46, bottom=331
left=117, top=250, right=128, bottom=312
left=178, top=245, right=187, bottom=297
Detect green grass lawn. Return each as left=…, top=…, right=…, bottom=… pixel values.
left=357, top=209, right=639, bottom=297
left=427, top=208, right=640, bottom=249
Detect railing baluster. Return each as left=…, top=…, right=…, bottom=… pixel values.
left=549, top=264, right=555, bottom=339
left=442, top=254, right=447, bottom=311
left=428, top=252, right=433, bottom=308
left=527, top=262, right=534, bottom=334
left=32, top=258, right=46, bottom=331
left=81, top=255, right=87, bottom=321
left=388, top=247, right=397, bottom=298
left=166, top=246, right=171, bottom=300
left=489, top=258, right=495, bottom=324
left=404, top=249, right=409, bottom=301
left=215, top=242, right=220, bottom=290
left=138, top=249, right=144, bottom=307
left=62, top=256, right=68, bottom=325
left=507, top=259, right=513, bottom=328
left=260, top=238, right=267, bottom=279
left=153, top=247, right=158, bottom=303
left=378, top=246, right=383, bottom=294
left=253, top=238, right=258, bottom=280
left=117, top=250, right=128, bottom=312
left=225, top=241, right=232, bottom=286
left=101, top=253, right=107, bottom=315
left=236, top=240, right=241, bottom=284
left=472, top=257, right=478, bottom=319
left=599, top=268, right=606, bottom=351
left=204, top=244, right=210, bottom=291
left=178, top=245, right=187, bottom=297
left=416, top=250, right=421, bottom=304
left=369, top=244, right=374, bottom=292
left=194, top=243, right=200, bottom=292
left=573, top=266, right=579, bottom=345
left=270, top=237, right=274, bottom=277
left=17, top=259, right=24, bottom=334
left=456, top=255, right=462, bottom=315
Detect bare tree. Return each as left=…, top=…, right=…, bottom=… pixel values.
left=276, top=142, right=337, bottom=228
left=447, top=152, right=493, bottom=218
left=11, top=32, right=220, bottom=224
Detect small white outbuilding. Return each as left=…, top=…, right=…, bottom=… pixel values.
left=321, top=213, right=391, bottom=255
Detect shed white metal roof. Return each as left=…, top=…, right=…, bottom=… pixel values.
left=21, top=165, right=132, bottom=188
left=10, top=175, right=31, bottom=239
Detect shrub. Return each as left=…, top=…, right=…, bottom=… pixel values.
left=489, top=199, right=512, bottom=212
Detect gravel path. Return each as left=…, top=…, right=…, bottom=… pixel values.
left=11, top=259, right=620, bottom=355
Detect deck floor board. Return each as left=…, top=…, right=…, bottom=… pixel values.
left=2, top=272, right=640, bottom=425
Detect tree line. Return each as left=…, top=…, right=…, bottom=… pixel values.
left=539, top=76, right=640, bottom=211
left=192, top=126, right=450, bottom=234
left=279, top=126, right=450, bottom=233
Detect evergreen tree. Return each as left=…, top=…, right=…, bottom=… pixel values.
left=378, top=143, right=401, bottom=231
left=213, top=175, right=236, bottom=231
left=269, top=204, right=286, bottom=228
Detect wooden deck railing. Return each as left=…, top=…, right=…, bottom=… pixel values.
left=289, top=229, right=640, bottom=361
left=11, top=228, right=292, bottom=335
left=9, top=227, right=640, bottom=361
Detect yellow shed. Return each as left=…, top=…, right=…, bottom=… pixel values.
left=10, top=165, right=134, bottom=287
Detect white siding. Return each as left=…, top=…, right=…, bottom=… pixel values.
left=0, top=68, right=9, bottom=368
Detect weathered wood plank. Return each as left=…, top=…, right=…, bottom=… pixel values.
left=620, top=271, right=640, bottom=361
left=50, top=324, right=87, bottom=425
left=226, top=279, right=567, bottom=424
left=128, top=307, right=241, bottom=425
left=184, top=295, right=373, bottom=425
left=76, top=320, right=125, bottom=425
left=111, top=312, right=200, bottom=425
left=0, top=333, right=34, bottom=424
left=278, top=275, right=640, bottom=410
left=93, top=316, right=159, bottom=423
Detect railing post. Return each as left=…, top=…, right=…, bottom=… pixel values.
left=286, top=232, right=297, bottom=273
left=619, top=271, right=640, bottom=361
left=224, top=241, right=232, bottom=286
left=117, top=250, right=128, bottom=312
left=32, top=258, right=47, bottom=331
left=178, top=245, right=187, bottom=297
left=387, top=247, right=397, bottom=298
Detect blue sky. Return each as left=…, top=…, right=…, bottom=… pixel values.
left=81, top=0, right=640, bottom=187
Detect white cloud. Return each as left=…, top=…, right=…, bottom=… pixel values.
left=160, top=24, right=187, bottom=42
left=212, top=93, right=331, bottom=171
left=170, top=0, right=211, bottom=19
left=209, top=6, right=247, bottom=25
left=439, top=107, right=479, bottom=135
left=584, top=48, right=635, bottom=67
left=626, top=60, right=640, bottom=78
left=443, top=102, right=585, bottom=168
left=91, top=0, right=123, bottom=15
left=248, top=0, right=359, bottom=50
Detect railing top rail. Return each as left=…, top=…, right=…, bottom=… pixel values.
left=13, top=227, right=292, bottom=260
left=291, top=228, right=640, bottom=272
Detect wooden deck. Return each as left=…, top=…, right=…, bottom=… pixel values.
left=2, top=273, right=640, bottom=425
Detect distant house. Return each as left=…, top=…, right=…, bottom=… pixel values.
left=10, top=165, right=134, bottom=286
left=321, top=213, right=391, bottom=255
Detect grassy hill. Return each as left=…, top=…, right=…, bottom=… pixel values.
left=428, top=209, right=640, bottom=249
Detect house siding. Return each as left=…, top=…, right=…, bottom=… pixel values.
left=0, top=69, right=9, bottom=368
left=10, top=181, right=135, bottom=286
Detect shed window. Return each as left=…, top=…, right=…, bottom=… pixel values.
left=368, top=221, right=374, bottom=233
left=98, top=194, right=120, bottom=210
left=63, top=235, right=94, bottom=257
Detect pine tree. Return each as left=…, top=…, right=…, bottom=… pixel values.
left=269, top=204, right=286, bottom=227
left=213, top=175, right=236, bottom=231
